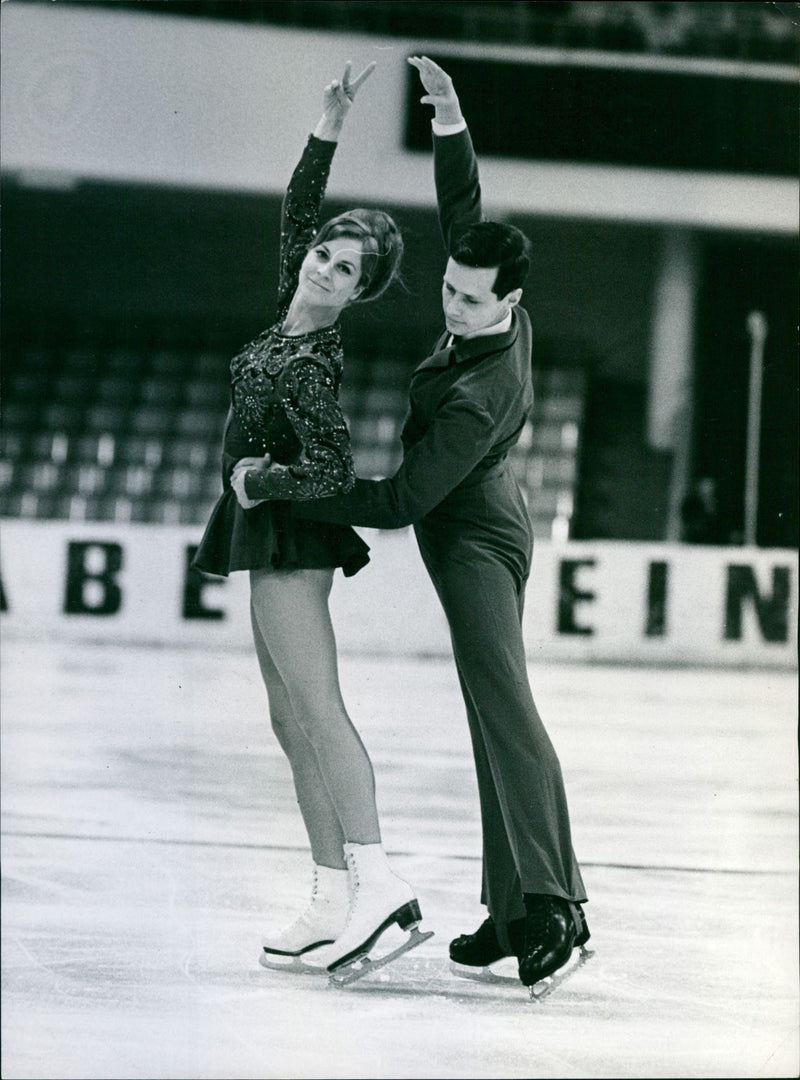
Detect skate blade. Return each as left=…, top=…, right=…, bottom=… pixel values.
left=259, top=949, right=331, bottom=975
left=450, top=958, right=519, bottom=985
left=328, top=926, right=434, bottom=987
left=528, top=944, right=594, bottom=1001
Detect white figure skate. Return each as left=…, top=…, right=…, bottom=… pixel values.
left=260, top=864, right=349, bottom=974
left=326, top=843, right=433, bottom=987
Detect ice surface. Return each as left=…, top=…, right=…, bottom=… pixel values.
left=2, top=642, right=798, bottom=1078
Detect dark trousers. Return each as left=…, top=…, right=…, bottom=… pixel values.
left=416, top=485, right=586, bottom=924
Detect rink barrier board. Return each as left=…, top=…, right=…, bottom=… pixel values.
left=0, top=520, right=796, bottom=668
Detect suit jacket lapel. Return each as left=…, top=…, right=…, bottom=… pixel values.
left=413, top=331, right=454, bottom=373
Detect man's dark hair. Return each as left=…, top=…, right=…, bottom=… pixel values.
left=451, top=221, right=531, bottom=298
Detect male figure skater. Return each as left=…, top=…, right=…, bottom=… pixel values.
left=239, top=56, right=589, bottom=993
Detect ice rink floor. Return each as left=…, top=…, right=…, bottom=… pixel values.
left=2, top=638, right=798, bottom=1079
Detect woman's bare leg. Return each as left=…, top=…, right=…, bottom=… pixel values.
left=250, top=597, right=347, bottom=868
left=249, top=567, right=381, bottom=851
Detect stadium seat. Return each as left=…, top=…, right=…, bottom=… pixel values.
left=128, top=405, right=175, bottom=437
left=116, top=436, right=163, bottom=468
left=140, top=377, right=183, bottom=407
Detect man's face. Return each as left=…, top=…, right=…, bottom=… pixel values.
left=441, top=258, right=520, bottom=338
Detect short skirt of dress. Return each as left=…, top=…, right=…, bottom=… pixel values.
left=191, top=488, right=370, bottom=578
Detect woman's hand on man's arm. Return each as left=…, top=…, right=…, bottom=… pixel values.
left=231, top=455, right=271, bottom=508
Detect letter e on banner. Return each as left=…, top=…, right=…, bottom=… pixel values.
left=558, top=559, right=596, bottom=636
left=182, top=546, right=225, bottom=620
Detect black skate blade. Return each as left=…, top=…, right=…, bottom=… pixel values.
left=528, top=944, right=594, bottom=1001
left=450, top=958, right=519, bottom=985
left=328, top=926, right=434, bottom=987
left=259, top=949, right=330, bottom=975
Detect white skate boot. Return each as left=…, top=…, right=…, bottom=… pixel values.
left=259, top=864, right=349, bottom=973
left=326, top=842, right=433, bottom=986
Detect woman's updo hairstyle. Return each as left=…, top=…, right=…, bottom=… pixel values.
left=313, top=208, right=403, bottom=302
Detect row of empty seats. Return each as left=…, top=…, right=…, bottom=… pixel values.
left=1, top=492, right=205, bottom=527
left=1, top=338, right=586, bottom=538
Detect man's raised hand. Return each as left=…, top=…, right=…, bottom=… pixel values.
left=408, top=55, right=462, bottom=124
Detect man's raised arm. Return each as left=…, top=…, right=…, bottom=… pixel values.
left=408, top=55, right=482, bottom=250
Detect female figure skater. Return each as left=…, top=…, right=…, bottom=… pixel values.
left=193, top=63, right=426, bottom=977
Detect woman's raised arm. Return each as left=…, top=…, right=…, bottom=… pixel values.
left=313, top=60, right=376, bottom=143
left=276, top=62, right=376, bottom=313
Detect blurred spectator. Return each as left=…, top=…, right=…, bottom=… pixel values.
left=681, top=475, right=726, bottom=544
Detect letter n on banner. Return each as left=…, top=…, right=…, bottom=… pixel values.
left=724, top=564, right=790, bottom=642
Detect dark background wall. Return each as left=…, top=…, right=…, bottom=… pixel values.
left=0, top=177, right=658, bottom=381
left=2, top=1, right=797, bottom=546
left=692, top=235, right=799, bottom=549
left=3, top=175, right=796, bottom=545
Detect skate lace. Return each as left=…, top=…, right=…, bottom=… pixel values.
left=526, top=903, right=555, bottom=951
left=342, top=855, right=360, bottom=926
left=301, top=868, right=320, bottom=913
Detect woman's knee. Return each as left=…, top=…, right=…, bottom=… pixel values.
left=289, top=694, right=354, bottom=754
left=268, top=701, right=310, bottom=756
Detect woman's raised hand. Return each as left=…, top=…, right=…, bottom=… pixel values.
left=408, top=56, right=462, bottom=124
left=320, top=61, right=377, bottom=124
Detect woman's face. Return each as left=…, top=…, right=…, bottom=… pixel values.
left=298, top=236, right=365, bottom=310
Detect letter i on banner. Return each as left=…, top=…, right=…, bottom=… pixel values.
left=645, top=561, right=669, bottom=637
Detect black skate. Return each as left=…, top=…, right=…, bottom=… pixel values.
left=519, top=895, right=593, bottom=1001
left=326, top=899, right=433, bottom=987
left=449, top=916, right=526, bottom=984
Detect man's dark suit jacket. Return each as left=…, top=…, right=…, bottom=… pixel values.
left=288, top=126, right=535, bottom=547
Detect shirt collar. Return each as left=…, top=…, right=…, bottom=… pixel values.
left=462, top=309, right=513, bottom=340
left=415, top=310, right=519, bottom=372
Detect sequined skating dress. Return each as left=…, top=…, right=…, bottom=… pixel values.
left=192, top=136, right=369, bottom=577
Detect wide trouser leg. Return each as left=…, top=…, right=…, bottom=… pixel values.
left=426, top=552, right=586, bottom=922
left=452, top=657, right=524, bottom=926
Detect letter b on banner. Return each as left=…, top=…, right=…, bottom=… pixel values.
left=64, top=542, right=123, bottom=615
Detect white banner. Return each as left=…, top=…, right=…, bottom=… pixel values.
left=0, top=520, right=796, bottom=668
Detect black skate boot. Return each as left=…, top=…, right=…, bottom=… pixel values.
left=449, top=916, right=526, bottom=967
left=449, top=916, right=527, bottom=983
left=519, top=895, right=592, bottom=999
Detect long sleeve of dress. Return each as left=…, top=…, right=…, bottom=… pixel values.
left=290, top=391, right=496, bottom=528
left=243, top=354, right=356, bottom=501
left=276, top=135, right=337, bottom=313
